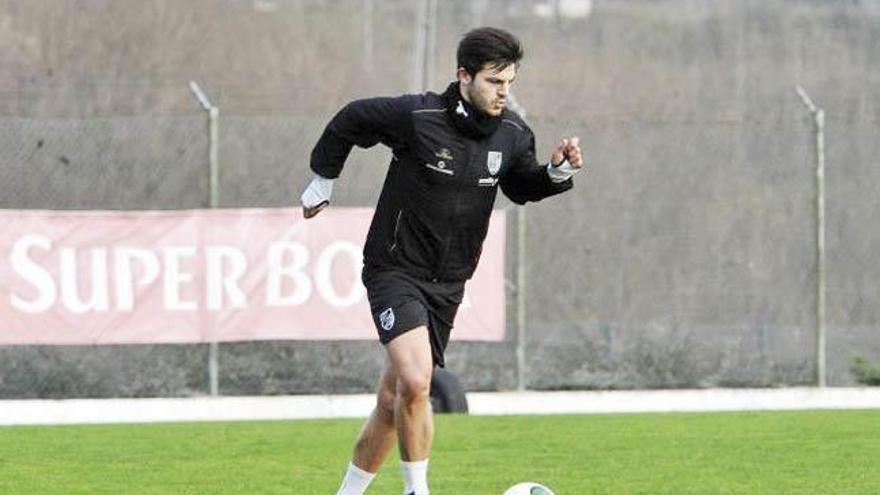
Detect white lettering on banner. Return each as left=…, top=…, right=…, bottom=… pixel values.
left=266, top=242, right=312, bottom=306
left=314, top=241, right=364, bottom=307
left=60, top=247, right=110, bottom=314
left=10, top=234, right=57, bottom=314
left=114, top=248, right=161, bottom=311
left=206, top=246, right=248, bottom=310
left=8, top=237, right=371, bottom=312
left=163, top=247, right=198, bottom=311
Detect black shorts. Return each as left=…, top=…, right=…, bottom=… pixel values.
left=362, top=267, right=465, bottom=368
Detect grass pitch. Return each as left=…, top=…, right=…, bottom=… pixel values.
left=0, top=410, right=877, bottom=494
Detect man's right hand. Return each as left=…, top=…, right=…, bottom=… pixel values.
left=302, top=201, right=328, bottom=219
left=300, top=175, right=335, bottom=219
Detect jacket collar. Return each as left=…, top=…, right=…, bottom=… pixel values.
left=442, top=82, right=502, bottom=140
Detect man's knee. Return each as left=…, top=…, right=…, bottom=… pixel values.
left=397, top=371, right=431, bottom=404
left=385, top=325, right=433, bottom=405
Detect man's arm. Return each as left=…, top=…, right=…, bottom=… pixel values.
left=499, top=129, right=584, bottom=205
left=302, top=96, right=416, bottom=218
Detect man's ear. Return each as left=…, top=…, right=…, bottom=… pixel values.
left=456, top=67, right=472, bottom=85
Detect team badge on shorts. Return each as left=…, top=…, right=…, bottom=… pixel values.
left=487, top=151, right=502, bottom=175
left=379, top=307, right=395, bottom=331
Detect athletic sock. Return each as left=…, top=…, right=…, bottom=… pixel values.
left=400, top=459, right=430, bottom=495
left=335, top=461, right=376, bottom=495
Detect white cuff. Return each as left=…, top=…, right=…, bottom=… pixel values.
left=546, top=159, right=580, bottom=183
left=300, top=175, right=334, bottom=208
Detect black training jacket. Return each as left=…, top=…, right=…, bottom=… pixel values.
left=310, top=82, right=574, bottom=282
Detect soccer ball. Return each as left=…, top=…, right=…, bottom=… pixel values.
left=502, top=482, right=556, bottom=495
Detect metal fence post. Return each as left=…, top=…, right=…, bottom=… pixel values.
left=412, top=0, right=437, bottom=93
left=506, top=94, right=530, bottom=392
left=516, top=207, right=528, bottom=391
left=796, top=85, right=827, bottom=388
left=189, top=81, right=220, bottom=397
left=362, top=0, right=374, bottom=73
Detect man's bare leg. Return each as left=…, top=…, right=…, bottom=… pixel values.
left=386, top=326, right=434, bottom=460
left=351, top=362, right=399, bottom=472
left=335, top=362, right=399, bottom=495
left=386, top=326, right=434, bottom=494
left=336, top=327, right=433, bottom=495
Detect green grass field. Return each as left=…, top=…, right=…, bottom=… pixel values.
left=1, top=410, right=878, bottom=494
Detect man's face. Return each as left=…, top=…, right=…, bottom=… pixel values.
left=458, top=63, right=517, bottom=117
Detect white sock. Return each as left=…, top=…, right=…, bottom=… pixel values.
left=400, top=459, right=429, bottom=495
left=335, top=462, right=376, bottom=495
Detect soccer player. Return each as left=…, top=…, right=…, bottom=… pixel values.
left=301, top=27, right=584, bottom=495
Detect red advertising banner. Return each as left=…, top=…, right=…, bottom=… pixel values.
left=0, top=208, right=505, bottom=345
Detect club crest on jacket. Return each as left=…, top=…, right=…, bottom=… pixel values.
left=487, top=151, right=502, bottom=176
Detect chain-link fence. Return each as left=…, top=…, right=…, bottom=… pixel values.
left=1, top=0, right=879, bottom=398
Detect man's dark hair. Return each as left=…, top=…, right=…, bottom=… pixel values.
left=457, top=27, right=523, bottom=76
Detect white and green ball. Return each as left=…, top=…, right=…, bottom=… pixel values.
left=502, top=482, right=556, bottom=495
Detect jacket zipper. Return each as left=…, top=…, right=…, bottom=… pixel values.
left=389, top=210, right=403, bottom=252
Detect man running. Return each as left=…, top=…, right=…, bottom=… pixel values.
left=301, top=27, right=584, bottom=495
